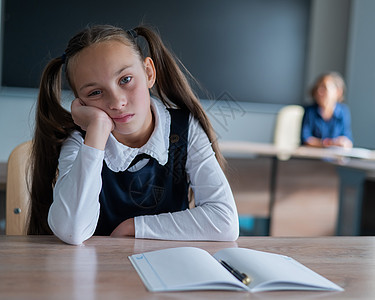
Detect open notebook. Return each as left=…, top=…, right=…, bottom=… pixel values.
left=129, top=247, right=343, bottom=293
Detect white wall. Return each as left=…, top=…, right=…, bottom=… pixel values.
left=304, top=0, right=351, bottom=100
left=0, top=88, right=76, bottom=162
left=0, top=88, right=37, bottom=162
left=0, top=0, right=3, bottom=87
left=346, top=0, right=375, bottom=148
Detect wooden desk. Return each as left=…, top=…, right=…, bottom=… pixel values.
left=219, top=140, right=375, bottom=161
left=0, top=235, right=374, bottom=299
left=220, top=141, right=375, bottom=236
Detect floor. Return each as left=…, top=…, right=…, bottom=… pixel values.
left=226, top=157, right=339, bottom=236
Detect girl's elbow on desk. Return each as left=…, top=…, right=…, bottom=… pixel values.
left=220, top=215, right=240, bottom=241
left=204, top=206, right=239, bottom=241
left=57, top=233, right=89, bottom=246
left=49, top=226, right=89, bottom=245
left=48, top=215, right=95, bottom=245
left=50, top=226, right=93, bottom=245
left=217, top=225, right=239, bottom=242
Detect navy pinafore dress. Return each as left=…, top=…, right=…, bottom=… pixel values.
left=95, top=109, right=190, bottom=235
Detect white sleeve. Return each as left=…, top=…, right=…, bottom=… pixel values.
left=134, top=116, right=239, bottom=241
left=48, top=131, right=104, bottom=245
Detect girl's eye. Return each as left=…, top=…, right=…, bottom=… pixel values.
left=120, top=76, right=132, bottom=85
left=88, top=90, right=102, bottom=97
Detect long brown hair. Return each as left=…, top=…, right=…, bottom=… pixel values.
left=28, top=24, right=225, bottom=234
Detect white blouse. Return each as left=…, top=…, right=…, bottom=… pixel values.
left=48, top=98, right=239, bottom=245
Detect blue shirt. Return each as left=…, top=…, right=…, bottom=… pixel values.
left=301, top=103, right=353, bottom=144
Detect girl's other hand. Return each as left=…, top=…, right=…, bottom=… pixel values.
left=110, top=218, right=135, bottom=237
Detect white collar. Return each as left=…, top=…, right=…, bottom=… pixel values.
left=103, top=97, right=171, bottom=172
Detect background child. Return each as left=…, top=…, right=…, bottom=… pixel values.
left=301, top=72, right=353, bottom=148
left=29, top=25, right=239, bottom=245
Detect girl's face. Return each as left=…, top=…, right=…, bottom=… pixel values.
left=70, top=40, right=156, bottom=146
left=314, top=76, right=342, bottom=108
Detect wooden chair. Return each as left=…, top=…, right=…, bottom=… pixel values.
left=6, top=141, right=32, bottom=235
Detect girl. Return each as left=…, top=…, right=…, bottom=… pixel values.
left=301, top=72, right=353, bottom=148
left=28, top=25, right=239, bottom=245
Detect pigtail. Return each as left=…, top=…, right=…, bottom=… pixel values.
left=28, top=57, right=77, bottom=234
left=135, top=26, right=226, bottom=169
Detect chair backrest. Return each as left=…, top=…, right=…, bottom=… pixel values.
left=6, top=141, right=32, bottom=235
left=273, top=105, right=304, bottom=160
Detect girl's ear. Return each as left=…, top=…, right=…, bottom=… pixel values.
left=144, top=57, right=156, bottom=89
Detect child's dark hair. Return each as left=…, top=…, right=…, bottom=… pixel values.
left=28, top=24, right=225, bottom=234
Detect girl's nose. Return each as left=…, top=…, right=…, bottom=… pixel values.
left=108, top=90, right=127, bottom=110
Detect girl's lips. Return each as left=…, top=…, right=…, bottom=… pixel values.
left=112, top=114, right=134, bottom=123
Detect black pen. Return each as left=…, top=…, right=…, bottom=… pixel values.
left=219, top=259, right=251, bottom=285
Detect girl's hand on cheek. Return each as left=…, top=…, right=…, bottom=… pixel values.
left=71, top=98, right=114, bottom=150
left=71, top=98, right=114, bottom=132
